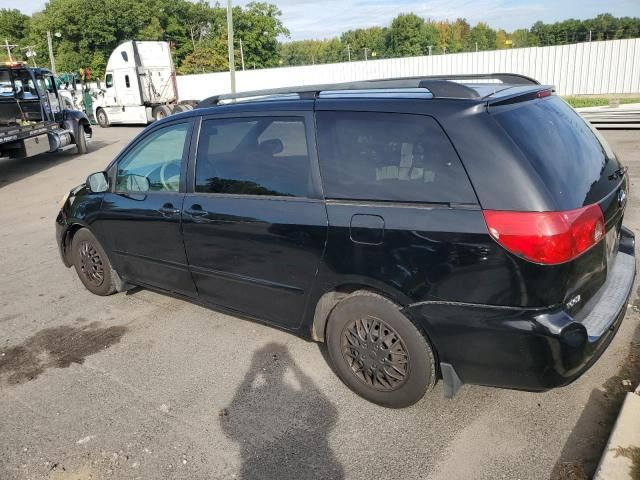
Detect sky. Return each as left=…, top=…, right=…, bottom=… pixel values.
left=6, top=0, right=640, bottom=41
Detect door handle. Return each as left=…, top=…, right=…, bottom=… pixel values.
left=158, top=204, right=180, bottom=216
left=185, top=209, right=208, bottom=217
left=185, top=205, right=208, bottom=217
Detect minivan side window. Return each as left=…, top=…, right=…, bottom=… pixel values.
left=195, top=117, right=310, bottom=197
left=115, top=122, right=189, bottom=193
left=316, top=111, right=477, bottom=204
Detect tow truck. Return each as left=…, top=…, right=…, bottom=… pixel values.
left=0, top=62, right=92, bottom=160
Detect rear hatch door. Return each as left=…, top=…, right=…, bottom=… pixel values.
left=490, top=95, right=628, bottom=311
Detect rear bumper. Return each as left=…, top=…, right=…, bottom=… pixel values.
left=405, top=226, right=636, bottom=392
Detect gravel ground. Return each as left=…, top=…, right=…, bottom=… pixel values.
left=0, top=126, right=638, bottom=480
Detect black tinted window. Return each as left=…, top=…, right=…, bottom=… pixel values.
left=195, top=117, right=310, bottom=197
left=316, top=111, right=476, bottom=203
left=492, top=96, right=621, bottom=208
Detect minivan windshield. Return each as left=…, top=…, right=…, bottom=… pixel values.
left=492, top=96, right=622, bottom=209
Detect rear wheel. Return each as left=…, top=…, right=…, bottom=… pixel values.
left=153, top=105, right=172, bottom=121
left=96, top=108, right=110, bottom=128
left=325, top=292, right=436, bottom=408
left=71, top=229, right=117, bottom=296
left=172, top=104, right=192, bottom=113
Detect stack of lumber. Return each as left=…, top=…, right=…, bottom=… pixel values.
left=578, top=103, right=640, bottom=129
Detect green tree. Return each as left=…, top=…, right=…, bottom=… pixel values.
left=138, top=17, right=165, bottom=41
left=449, top=18, right=471, bottom=52
left=466, top=22, right=496, bottom=51
left=177, top=45, right=228, bottom=74
left=388, top=13, right=426, bottom=56
left=495, top=29, right=509, bottom=49
left=341, top=27, right=387, bottom=60
left=0, top=8, right=30, bottom=60
left=511, top=28, right=536, bottom=48
left=89, top=50, right=107, bottom=78
left=235, top=2, right=289, bottom=69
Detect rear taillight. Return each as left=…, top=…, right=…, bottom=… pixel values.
left=483, top=204, right=605, bottom=265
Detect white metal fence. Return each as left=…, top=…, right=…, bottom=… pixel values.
left=176, top=38, right=640, bottom=100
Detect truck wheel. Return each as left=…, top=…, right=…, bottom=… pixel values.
left=76, top=127, right=88, bottom=154
left=325, top=292, right=437, bottom=408
left=173, top=104, right=193, bottom=113
left=153, top=105, right=172, bottom=121
left=96, top=109, right=110, bottom=128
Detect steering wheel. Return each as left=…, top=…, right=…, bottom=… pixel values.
left=159, top=161, right=181, bottom=191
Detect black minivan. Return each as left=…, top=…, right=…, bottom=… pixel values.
left=56, top=74, right=635, bottom=408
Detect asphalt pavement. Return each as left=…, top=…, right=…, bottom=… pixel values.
left=0, top=126, right=639, bottom=480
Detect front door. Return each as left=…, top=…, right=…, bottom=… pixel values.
left=182, top=113, right=328, bottom=328
left=99, top=119, right=197, bottom=297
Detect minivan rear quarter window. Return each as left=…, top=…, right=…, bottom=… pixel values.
left=316, top=111, right=477, bottom=204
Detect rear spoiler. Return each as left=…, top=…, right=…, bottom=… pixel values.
left=486, top=85, right=555, bottom=107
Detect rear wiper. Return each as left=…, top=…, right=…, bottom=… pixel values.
left=608, top=166, right=627, bottom=181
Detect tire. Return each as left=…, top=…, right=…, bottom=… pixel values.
left=153, top=105, right=172, bottom=121
left=325, top=292, right=436, bottom=408
left=172, top=104, right=192, bottom=113
left=76, top=126, right=88, bottom=154
left=71, top=229, right=118, bottom=296
left=96, top=108, right=110, bottom=128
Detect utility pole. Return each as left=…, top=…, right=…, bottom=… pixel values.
left=47, top=31, right=56, bottom=73
left=363, top=47, right=369, bottom=61
left=427, top=45, right=433, bottom=56
left=346, top=44, right=352, bottom=62
left=589, top=30, right=592, bottom=42
left=475, top=41, right=478, bottom=52
left=442, top=46, right=447, bottom=55
left=226, top=0, right=236, bottom=94
left=4, top=39, right=17, bottom=62
left=22, top=46, right=37, bottom=67
left=239, top=38, right=245, bottom=71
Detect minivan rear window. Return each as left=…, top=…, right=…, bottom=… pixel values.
left=492, top=96, right=621, bottom=209
left=316, top=111, right=477, bottom=204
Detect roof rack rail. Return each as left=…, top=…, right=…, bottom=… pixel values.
left=196, top=73, right=540, bottom=107
left=412, top=73, right=540, bottom=85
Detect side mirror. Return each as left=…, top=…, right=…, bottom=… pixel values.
left=86, top=171, right=109, bottom=193
left=259, top=138, right=284, bottom=155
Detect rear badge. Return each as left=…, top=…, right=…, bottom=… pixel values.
left=566, top=294, right=582, bottom=310
left=618, top=190, right=627, bottom=207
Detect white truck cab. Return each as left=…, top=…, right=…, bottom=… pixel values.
left=93, top=41, right=191, bottom=126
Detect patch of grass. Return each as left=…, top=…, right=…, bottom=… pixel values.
left=557, top=462, right=589, bottom=480
left=612, top=445, right=640, bottom=480
left=563, top=96, right=640, bottom=108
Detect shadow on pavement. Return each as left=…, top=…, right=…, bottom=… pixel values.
left=0, top=139, right=117, bottom=189
left=221, top=342, right=344, bottom=480
left=551, top=315, right=640, bottom=479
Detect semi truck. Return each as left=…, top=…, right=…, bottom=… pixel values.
left=0, top=62, right=92, bottom=160
left=92, top=41, right=196, bottom=127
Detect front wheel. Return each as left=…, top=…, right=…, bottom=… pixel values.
left=325, top=292, right=436, bottom=408
left=76, top=127, right=88, bottom=154
left=71, top=229, right=118, bottom=296
left=96, top=108, right=110, bottom=128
